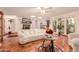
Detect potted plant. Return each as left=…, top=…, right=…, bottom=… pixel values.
left=57, top=18, right=64, bottom=36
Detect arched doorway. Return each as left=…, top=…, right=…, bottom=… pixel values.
left=0, top=11, right=4, bottom=44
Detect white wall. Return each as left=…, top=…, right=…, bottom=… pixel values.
left=31, top=17, right=48, bottom=29
left=4, top=16, right=48, bottom=33
left=4, top=10, right=79, bottom=34
left=4, top=15, right=21, bottom=33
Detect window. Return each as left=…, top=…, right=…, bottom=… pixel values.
left=66, top=17, right=75, bottom=34
left=53, top=20, right=57, bottom=32
left=57, top=18, right=64, bottom=35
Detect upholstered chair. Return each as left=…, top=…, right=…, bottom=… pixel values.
left=68, top=33, right=79, bottom=52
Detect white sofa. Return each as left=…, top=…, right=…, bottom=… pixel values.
left=18, top=29, right=45, bottom=44
left=68, top=33, right=79, bottom=52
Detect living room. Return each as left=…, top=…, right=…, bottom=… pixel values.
left=0, top=7, right=79, bottom=52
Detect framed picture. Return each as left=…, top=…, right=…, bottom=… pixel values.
left=40, top=20, right=50, bottom=29
left=22, top=18, right=32, bottom=29
left=40, top=22, right=46, bottom=29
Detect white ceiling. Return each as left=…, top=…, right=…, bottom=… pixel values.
left=0, top=7, right=79, bottom=17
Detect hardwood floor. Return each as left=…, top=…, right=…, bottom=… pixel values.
left=0, top=35, right=72, bottom=52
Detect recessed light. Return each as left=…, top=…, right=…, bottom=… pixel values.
left=31, top=15, right=36, bottom=18
left=38, top=16, right=42, bottom=19
left=43, top=7, right=49, bottom=9
left=37, top=7, right=41, bottom=10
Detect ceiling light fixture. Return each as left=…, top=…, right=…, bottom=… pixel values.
left=41, top=10, right=46, bottom=14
